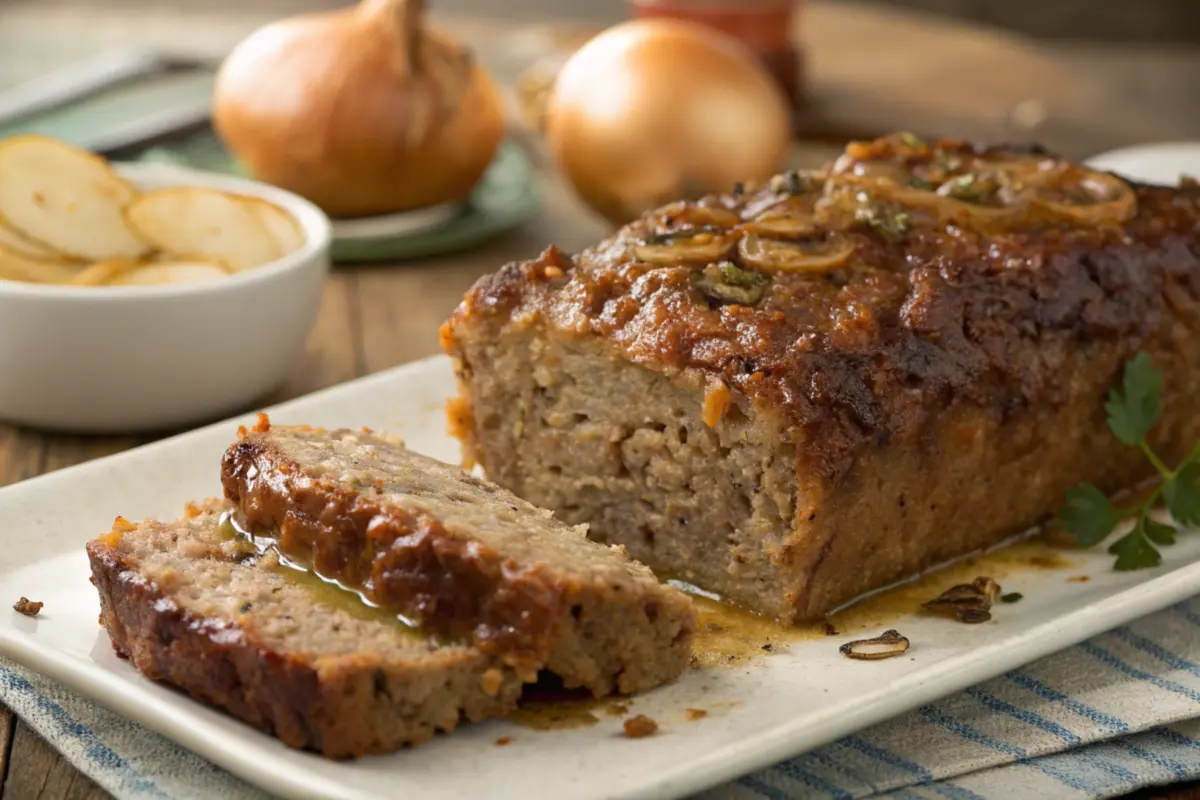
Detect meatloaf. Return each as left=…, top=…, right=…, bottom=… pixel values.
left=441, top=133, right=1200, bottom=622
left=86, top=504, right=523, bottom=758
left=221, top=421, right=696, bottom=695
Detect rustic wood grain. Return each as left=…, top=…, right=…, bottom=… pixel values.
left=275, top=271, right=363, bottom=398
left=2, top=724, right=108, bottom=800
left=0, top=705, right=13, bottom=799
left=0, top=430, right=43, bottom=490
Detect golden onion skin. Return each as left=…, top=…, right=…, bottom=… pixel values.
left=213, top=0, right=506, bottom=218
left=545, top=19, right=793, bottom=226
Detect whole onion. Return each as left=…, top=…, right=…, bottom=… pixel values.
left=546, top=19, right=793, bottom=226
left=213, top=0, right=505, bottom=218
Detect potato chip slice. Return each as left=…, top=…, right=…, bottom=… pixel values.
left=125, top=188, right=283, bottom=271
left=69, top=258, right=141, bottom=286
left=242, top=197, right=305, bottom=256
left=114, top=261, right=230, bottom=287
left=0, top=219, right=61, bottom=261
left=0, top=135, right=149, bottom=261
left=0, top=243, right=85, bottom=284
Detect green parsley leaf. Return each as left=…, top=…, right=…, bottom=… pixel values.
left=854, top=198, right=910, bottom=240
left=1143, top=518, right=1177, bottom=546
left=1059, top=484, right=1119, bottom=547
left=899, top=132, right=926, bottom=148
left=717, top=262, right=765, bottom=289
left=1058, top=351, right=1193, bottom=572
left=1104, top=351, right=1163, bottom=446
left=1107, top=519, right=1163, bottom=571
left=1000, top=592, right=1023, bottom=603
left=1164, top=461, right=1200, bottom=525
left=934, top=148, right=962, bottom=173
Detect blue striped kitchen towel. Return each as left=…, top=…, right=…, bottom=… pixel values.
left=3, top=595, right=1199, bottom=799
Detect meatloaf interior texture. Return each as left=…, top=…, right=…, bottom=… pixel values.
left=221, top=422, right=696, bottom=696
left=86, top=505, right=523, bottom=758
left=443, top=133, right=1200, bottom=622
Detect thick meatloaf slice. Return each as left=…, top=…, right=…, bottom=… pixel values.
left=441, top=133, right=1200, bottom=622
left=86, top=506, right=523, bottom=758
left=220, top=423, right=696, bottom=696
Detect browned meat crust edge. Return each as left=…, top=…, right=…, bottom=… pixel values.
left=86, top=539, right=518, bottom=758
left=220, top=432, right=695, bottom=695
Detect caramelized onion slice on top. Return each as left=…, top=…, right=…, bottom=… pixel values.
left=648, top=201, right=741, bottom=233
left=738, top=233, right=856, bottom=274
left=632, top=228, right=735, bottom=265
left=1019, top=164, right=1137, bottom=224
left=739, top=211, right=820, bottom=239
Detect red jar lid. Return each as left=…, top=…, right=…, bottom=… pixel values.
left=628, top=0, right=805, bottom=108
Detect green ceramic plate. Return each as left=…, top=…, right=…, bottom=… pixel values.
left=138, top=128, right=542, bottom=263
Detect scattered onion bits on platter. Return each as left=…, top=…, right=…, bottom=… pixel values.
left=0, top=135, right=305, bottom=288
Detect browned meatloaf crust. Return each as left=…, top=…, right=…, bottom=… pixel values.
left=86, top=506, right=523, bottom=758
left=442, top=133, right=1200, bottom=622
left=221, top=422, right=696, bottom=696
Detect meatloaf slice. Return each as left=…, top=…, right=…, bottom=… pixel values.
left=441, top=133, right=1200, bottom=622
left=86, top=506, right=523, bottom=758
left=220, top=422, right=696, bottom=696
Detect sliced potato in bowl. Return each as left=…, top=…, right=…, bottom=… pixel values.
left=242, top=197, right=305, bottom=255
left=0, top=220, right=63, bottom=261
left=69, top=258, right=141, bottom=286
left=0, top=135, right=149, bottom=261
left=0, top=244, right=85, bottom=284
left=113, top=261, right=230, bottom=287
left=125, top=188, right=283, bottom=272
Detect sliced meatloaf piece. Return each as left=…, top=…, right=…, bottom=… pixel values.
left=86, top=505, right=523, bottom=758
left=220, top=422, right=696, bottom=696
left=441, top=133, right=1200, bottom=622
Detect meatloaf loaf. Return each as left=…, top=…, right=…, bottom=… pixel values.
left=441, top=133, right=1200, bottom=622
left=86, top=504, right=523, bottom=758
left=221, top=420, right=696, bottom=695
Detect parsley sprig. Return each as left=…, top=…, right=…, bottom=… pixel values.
left=1059, top=352, right=1199, bottom=570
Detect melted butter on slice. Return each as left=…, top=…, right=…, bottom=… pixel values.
left=220, top=509, right=430, bottom=637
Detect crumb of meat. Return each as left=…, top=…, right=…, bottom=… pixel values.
left=701, top=379, right=731, bottom=428
left=1068, top=575, right=1090, bottom=583
left=822, top=622, right=839, bottom=636
left=761, top=642, right=774, bottom=652
left=253, top=412, right=270, bottom=433
left=623, top=714, right=658, bottom=738
left=495, top=736, right=513, bottom=746
left=481, top=668, right=504, bottom=696
left=13, top=597, right=42, bottom=617
left=684, top=708, right=708, bottom=721
left=236, top=424, right=248, bottom=438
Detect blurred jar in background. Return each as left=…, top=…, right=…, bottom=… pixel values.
left=628, top=0, right=805, bottom=110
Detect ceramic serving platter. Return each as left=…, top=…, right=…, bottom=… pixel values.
left=1, top=355, right=1198, bottom=800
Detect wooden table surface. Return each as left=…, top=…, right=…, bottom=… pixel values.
left=1, top=1, right=1199, bottom=797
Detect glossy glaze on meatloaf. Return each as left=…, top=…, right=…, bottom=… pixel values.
left=442, top=133, right=1200, bottom=621
left=87, top=506, right=523, bottom=758
left=221, top=421, right=696, bottom=695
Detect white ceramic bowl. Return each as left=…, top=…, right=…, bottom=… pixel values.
left=0, top=163, right=331, bottom=433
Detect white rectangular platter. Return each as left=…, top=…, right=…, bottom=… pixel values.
left=1, top=355, right=1198, bottom=800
